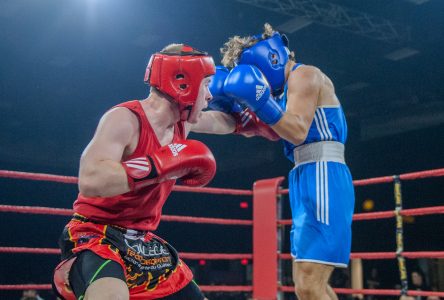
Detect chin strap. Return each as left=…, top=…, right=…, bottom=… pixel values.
left=180, top=107, right=192, bottom=122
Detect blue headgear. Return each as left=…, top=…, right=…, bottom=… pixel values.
left=238, top=32, right=290, bottom=96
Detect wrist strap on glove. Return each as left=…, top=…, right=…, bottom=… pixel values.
left=122, top=156, right=158, bottom=191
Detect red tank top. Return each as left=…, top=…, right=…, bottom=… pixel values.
left=73, top=100, right=186, bottom=231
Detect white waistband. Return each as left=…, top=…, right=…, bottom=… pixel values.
left=293, top=141, right=345, bottom=168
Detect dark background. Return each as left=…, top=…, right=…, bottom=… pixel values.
left=1, top=0, right=443, bottom=299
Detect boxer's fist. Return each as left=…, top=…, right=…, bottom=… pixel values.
left=234, top=108, right=280, bottom=141
left=224, top=64, right=283, bottom=125
left=122, top=140, right=216, bottom=190
left=208, top=66, right=243, bottom=114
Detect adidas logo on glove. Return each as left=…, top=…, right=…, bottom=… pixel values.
left=256, top=85, right=266, bottom=101
left=240, top=109, right=253, bottom=127
left=168, top=143, right=187, bottom=157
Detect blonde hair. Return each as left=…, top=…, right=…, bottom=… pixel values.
left=161, top=43, right=184, bottom=54
left=220, top=23, right=294, bottom=67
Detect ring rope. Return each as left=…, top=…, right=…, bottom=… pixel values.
left=279, top=286, right=444, bottom=297
left=2, top=247, right=443, bottom=260
left=0, top=205, right=252, bottom=226
left=278, top=251, right=444, bottom=260
left=1, top=284, right=443, bottom=297
left=2, top=168, right=443, bottom=193
left=2, top=204, right=443, bottom=224
left=278, top=167, right=444, bottom=194
left=0, top=170, right=252, bottom=196
left=277, top=205, right=444, bottom=225
left=0, top=247, right=253, bottom=260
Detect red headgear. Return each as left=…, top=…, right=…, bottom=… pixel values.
left=144, top=45, right=216, bottom=121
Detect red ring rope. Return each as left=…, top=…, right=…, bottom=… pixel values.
left=0, top=205, right=252, bottom=226
left=2, top=284, right=443, bottom=297
left=278, top=167, right=444, bottom=194
left=3, top=246, right=443, bottom=260
left=0, top=170, right=252, bottom=195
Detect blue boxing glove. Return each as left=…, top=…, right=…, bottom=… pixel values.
left=208, top=66, right=242, bottom=114
left=208, top=66, right=280, bottom=141
left=223, top=64, right=283, bottom=125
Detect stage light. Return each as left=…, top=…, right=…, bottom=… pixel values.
left=363, top=199, right=375, bottom=211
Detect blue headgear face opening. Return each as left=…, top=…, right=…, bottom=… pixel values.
left=238, top=32, right=290, bottom=96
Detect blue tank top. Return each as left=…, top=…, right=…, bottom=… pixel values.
left=278, top=64, right=348, bottom=163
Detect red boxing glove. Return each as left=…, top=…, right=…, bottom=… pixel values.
left=233, top=108, right=280, bottom=141
left=122, top=140, right=216, bottom=190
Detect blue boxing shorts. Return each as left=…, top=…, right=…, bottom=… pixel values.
left=289, top=161, right=355, bottom=267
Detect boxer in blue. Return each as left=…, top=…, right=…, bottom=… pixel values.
left=193, top=23, right=355, bottom=300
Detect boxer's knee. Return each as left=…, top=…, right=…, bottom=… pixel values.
left=293, top=261, right=333, bottom=300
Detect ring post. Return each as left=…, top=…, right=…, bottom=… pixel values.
left=394, top=175, right=408, bottom=295
left=252, top=177, right=285, bottom=300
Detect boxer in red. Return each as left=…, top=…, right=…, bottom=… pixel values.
left=53, top=44, right=216, bottom=300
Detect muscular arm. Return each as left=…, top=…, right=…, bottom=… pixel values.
left=186, top=110, right=236, bottom=136
left=271, top=65, right=320, bottom=145
left=78, top=108, right=138, bottom=197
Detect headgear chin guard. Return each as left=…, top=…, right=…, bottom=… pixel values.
left=238, top=32, right=291, bottom=96
left=144, top=45, right=216, bottom=121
